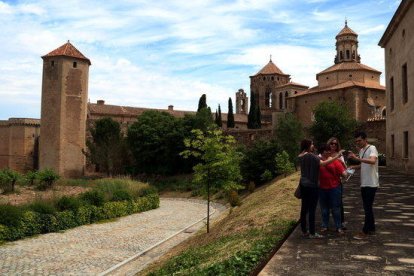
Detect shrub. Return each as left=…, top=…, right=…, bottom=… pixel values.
left=227, top=190, right=241, bottom=207
left=28, top=201, right=56, bottom=215
left=81, top=190, right=106, bottom=206
left=55, top=211, right=78, bottom=230
left=56, top=196, right=82, bottom=211
left=260, top=170, right=273, bottom=182
left=239, top=139, right=281, bottom=185
left=20, top=211, right=42, bottom=236
left=275, top=151, right=295, bottom=176
left=0, top=204, right=25, bottom=227
left=111, top=190, right=132, bottom=201
left=378, top=153, right=386, bottom=166
left=37, top=169, right=60, bottom=190
left=25, top=171, right=39, bottom=186
left=0, top=169, right=20, bottom=193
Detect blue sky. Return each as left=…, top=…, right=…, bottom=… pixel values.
left=0, top=0, right=400, bottom=119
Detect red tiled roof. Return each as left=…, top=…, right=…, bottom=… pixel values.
left=277, top=81, right=309, bottom=89
left=254, top=60, right=287, bottom=76
left=42, top=41, right=91, bottom=65
left=291, top=80, right=385, bottom=98
left=336, top=23, right=357, bottom=37
left=88, top=103, right=249, bottom=123
left=317, top=62, right=381, bottom=75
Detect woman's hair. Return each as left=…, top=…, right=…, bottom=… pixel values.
left=327, top=137, right=342, bottom=152
left=300, top=139, right=313, bottom=152
left=317, top=143, right=330, bottom=154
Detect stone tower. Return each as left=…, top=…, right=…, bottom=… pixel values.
left=235, top=89, right=248, bottom=114
left=250, top=58, right=290, bottom=122
left=334, top=20, right=361, bottom=64
left=39, top=41, right=91, bottom=178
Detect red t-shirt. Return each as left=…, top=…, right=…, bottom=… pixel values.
left=319, top=159, right=346, bottom=189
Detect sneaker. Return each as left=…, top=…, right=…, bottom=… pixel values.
left=336, top=229, right=345, bottom=236
left=341, top=223, right=347, bottom=230
left=309, top=233, right=324, bottom=239
left=353, top=232, right=368, bottom=240
left=320, top=227, right=328, bottom=234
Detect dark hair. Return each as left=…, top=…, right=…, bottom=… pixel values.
left=317, top=143, right=330, bottom=154
left=300, top=139, right=313, bottom=152
left=354, top=131, right=367, bottom=139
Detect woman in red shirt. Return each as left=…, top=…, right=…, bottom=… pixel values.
left=319, top=144, right=347, bottom=234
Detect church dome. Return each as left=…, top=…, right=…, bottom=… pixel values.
left=336, top=20, right=358, bottom=38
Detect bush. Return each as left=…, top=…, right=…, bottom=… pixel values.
left=378, top=153, right=386, bottom=166
left=227, top=190, right=241, bottom=207
left=25, top=171, right=39, bottom=186
left=260, top=170, right=273, bottom=182
left=81, top=190, right=106, bottom=206
left=37, top=169, right=60, bottom=190
left=28, top=201, right=56, bottom=215
left=0, top=169, right=20, bottom=193
left=0, top=204, right=25, bottom=227
left=275, top=151, right=295, bottom=176
left=56, top=196, right=82, bottom=211
left=240, top=139, right=282, bottom=185
left=0, top=190, right=160, bottom=243
left=111, top=190, right=132, bottom=201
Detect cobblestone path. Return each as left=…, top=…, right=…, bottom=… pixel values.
left=0, top=198, right=221, bottom=275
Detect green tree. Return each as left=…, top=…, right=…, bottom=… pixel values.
left=248, top=92, right=261, bottom=129
left=275, top=113, right=303, bottom=165
left=181, top=129, right=243, bottom=233
left=128, top=111, right=189, bottom=175
left=0, top=168, right=20, bottom=193
left=197, top=94, right=207, bottom=112
left=215, top=105, right=222, bottom=127
left=275, top=151, right=295, bottom=176
left=227, top=97, right=235, bottom=128
left=310, top=101, right=358, bottom=149
left=86, top=117, right=126, bottom=176
left=239, top=139, right=281, bottom=184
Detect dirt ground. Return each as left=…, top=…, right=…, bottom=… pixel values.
left=0, top=185, right=89, bottom=206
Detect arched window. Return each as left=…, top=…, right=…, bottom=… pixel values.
left=284, top=91, right=289, bottom=109
left=265, top=88, right=272, bottom=107
left=279, top=93, right=283, bottom=109
left=340, top=51, right=343, bottom=59
left=346, top=50, right=350, bottom=59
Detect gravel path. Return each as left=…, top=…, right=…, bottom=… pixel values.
left=0, top=198, right=224, bottom=275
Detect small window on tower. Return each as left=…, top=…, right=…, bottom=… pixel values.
left=73, top=62, right=77, bottom=68
left=51, top=60, right=55, bottom=67
left=349, top=74, right=352, bottom=78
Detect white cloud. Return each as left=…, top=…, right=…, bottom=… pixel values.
left=359, top=24, right=386, bottom=35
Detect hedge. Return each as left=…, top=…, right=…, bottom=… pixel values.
left=0, top=193, right=159, bottom=243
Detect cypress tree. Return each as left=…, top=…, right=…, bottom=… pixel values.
left=218, top=105, right=222, bottom=127
left=227, top=97, right=235, bottom=128
left=248, top=93, right=256, bottom=129
left=197, top=94, right=207, bottom=112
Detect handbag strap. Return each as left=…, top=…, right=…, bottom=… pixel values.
left=360, top=145, right=371, bottom=159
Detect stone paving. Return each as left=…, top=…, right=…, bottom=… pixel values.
left=0, top=198, right=223, bottom=275
left=260, top=167, right=414, bottom=275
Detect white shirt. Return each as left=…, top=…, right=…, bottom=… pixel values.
left=359, top=145, right=379, bottom=187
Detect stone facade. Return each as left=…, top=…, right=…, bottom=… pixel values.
left=0, top=119, right=40, bottom=173
left=286, top=22, right=386, bottom=127
left=249, top=59, right=308, bottom=123
left=39, top=42, right=91, bottom=178
left=379, top=0, right=414, bottom=174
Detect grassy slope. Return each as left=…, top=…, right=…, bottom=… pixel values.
left=141, top=172, right=301, bottom=275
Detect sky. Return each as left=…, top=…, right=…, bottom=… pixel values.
left=0, top=0, right=400, bottom=119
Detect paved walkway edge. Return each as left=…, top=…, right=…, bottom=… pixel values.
left=98, top=201, right=221, bottom=276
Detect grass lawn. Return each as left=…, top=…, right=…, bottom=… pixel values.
left=141, top=172, right=301, bottom=275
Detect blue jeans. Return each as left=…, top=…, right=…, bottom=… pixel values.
left=319, top=186, right=342, bottom=230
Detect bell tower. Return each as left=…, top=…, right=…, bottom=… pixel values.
left=236, top=89, right=248, bottom=115
left=334, top=20, right=361, bottom=64
left=39, top=41, right=91, bottom=178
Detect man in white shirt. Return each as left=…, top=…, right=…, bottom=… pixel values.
left=348, top=131, right=379, bottom=240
